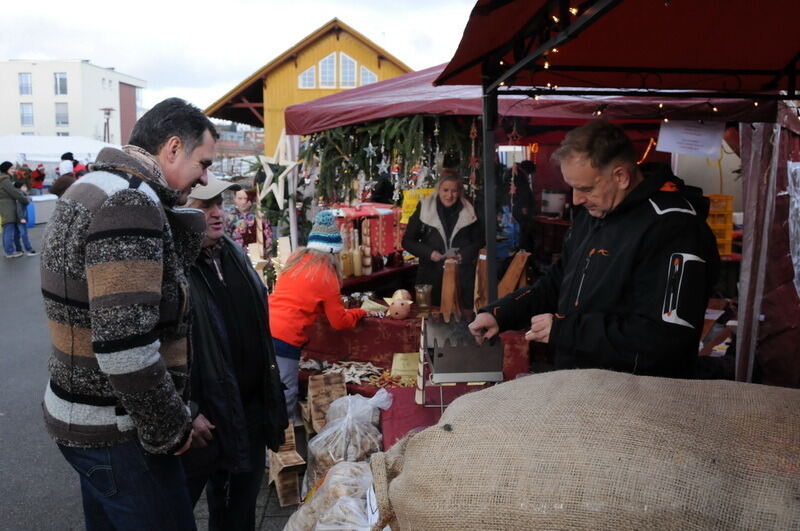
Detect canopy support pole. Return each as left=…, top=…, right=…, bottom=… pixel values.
left=482, top=84, right=499, bottom=303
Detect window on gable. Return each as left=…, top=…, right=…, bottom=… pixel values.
left=298, top=65, right=315, bottom=88
left=54, top=72, right=68, bottom=95
left=19, top=73, right=32, bottom=95
left=319, top=53, right=336, bottom=88
left=340, top=53, right=356, bottom=88
left=360, top=66, right=378, bottom=86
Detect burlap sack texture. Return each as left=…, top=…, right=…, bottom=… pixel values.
left=370, top=369, right=800, bottom=530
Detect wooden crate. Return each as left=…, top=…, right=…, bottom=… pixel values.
left=268, top=425, right=306, bottom=507
left=307, top=373, right=347, bottom=433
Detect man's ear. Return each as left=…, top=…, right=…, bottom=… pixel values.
left=612, top=164, right=632, bottom=190
left=162, top=136, right=183, bottom=163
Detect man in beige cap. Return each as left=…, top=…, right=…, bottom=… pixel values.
left=182, top=176, right=288, bottom=529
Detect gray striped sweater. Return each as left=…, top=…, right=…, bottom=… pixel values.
left=40, top=146, right=205, bottom=454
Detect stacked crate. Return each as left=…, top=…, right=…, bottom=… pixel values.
left=706, top=194, right=734, bottom=255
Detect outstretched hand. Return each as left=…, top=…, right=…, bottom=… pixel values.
left=468, top=312, right=499, bottom=345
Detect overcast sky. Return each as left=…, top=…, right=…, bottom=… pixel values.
left=4, top=0, right=476, bottom=111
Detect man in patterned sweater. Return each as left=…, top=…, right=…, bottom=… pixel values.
left=40, top=98, right=218, bottom=530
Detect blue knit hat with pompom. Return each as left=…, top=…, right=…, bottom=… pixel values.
left=307, top=210, right=343, bottom=254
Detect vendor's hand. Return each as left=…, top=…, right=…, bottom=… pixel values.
left=367, top=310, right=385, bottom=318
left=190, top=414, right=215, bottom=449
left=430, top=250, right=444, bottom=262
left=525, top=313, right=553, bottom=343
left=174, top=429, right=195, bottom=455
left=468, top=312, right=500, bottom=345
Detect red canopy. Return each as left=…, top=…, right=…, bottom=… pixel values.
left=285, top=64, right=781, bottom=135
left=435, top=0, right=800, bottom=97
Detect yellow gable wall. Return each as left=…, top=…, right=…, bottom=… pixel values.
left=262, top=30, right=409, bottom=156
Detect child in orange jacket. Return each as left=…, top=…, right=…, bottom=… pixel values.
left=269, top=210, right=367, bottom=419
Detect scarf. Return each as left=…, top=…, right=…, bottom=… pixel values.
left=122, top=145, right=169, bottom=189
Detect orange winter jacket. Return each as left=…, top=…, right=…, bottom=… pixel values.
left=269, top=254, right=366, bottom=347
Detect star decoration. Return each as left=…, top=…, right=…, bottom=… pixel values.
left=377, top=157, right=389, bottom=174
left=364, top=142, right=377, bottom=158
left=258, top=131, right=300, bottom=209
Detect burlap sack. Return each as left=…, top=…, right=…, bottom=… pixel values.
left=370, top=369, right=800, bottom=530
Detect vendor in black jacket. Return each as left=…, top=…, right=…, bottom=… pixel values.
left=182, top=177, right=288, bottom=529
left=402, top=169, right=484, bottom=308
left=469, top=120, right=719, bottom=378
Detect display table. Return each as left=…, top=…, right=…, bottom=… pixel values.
left=302, top=313, right=529, bottom=382
left=341, top=264, right=417, bottom=296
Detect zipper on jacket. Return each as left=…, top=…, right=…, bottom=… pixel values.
left=573, top=249, right=595, bottom=307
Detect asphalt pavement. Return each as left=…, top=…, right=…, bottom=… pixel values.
left=0, top=225, right=294, bottom=530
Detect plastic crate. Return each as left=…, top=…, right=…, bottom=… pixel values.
left=706, top=194, right=734, bottom=212
left=716, top=237, right=733, bottom=255
left=711, top=225, right=733, bottom=243
left=707, top=210, right=733, bottom=227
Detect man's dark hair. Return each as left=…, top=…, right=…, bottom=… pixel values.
left=128, top=97, right=219, bottom=156
left=552, top=119, right=636, bottom=170
left=0, top=161, right=12, bottom=173
left=60, top=152, right=74, bottom=161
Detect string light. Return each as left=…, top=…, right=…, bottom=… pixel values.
left=663, top=117, right=669, bottom=123
left=499, top=60, right=504, bottom=65
left=544, top=61, right=550, bottom=69
left=551, top=47, right=559, bottom=53
left=593, top=104, right=608, bottom=117
left=534, top=95, right=540, bottom=100
left=552, top=15, right=560, bottom=23
left=569, top=7, right=579, bottom=15
left=546, top=82, right=552, bottom=88
left=658, top=103, right=664, bottom=109
left=707, top=102, right=719, bottom=112
left=499, top=81, right=506, bottom=86
left=753, top=101, right=759, bottom=107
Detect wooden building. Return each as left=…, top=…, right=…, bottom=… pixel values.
left=205, top=18, right=412, bottom=156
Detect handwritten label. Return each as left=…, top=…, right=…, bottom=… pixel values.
left=366, top=485, right=380, bottom=526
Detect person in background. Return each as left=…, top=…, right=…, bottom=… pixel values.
left=30, top=163, right=46, bottom=195
left=402, top=169, right=484, bottom=309
left=226, top=188, right=273, bottom=256
left=183, top=177, right=287, bottom=530
left=49, top=160, right=76, bottom=197
left=1, top=161, right=30, bottom=258
left=469, top=119, right=719, bottom=378
left=41, top=97, right=218, bottom=530
left=268, top=210, right=370, bottom=419
left=12, top=182, right=36, bottom=256
left=0, top=161, right=29, bottom=258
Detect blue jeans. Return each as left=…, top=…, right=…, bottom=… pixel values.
left=58, top=440, right=197, bottom=531
left=14, top=223, right=34, bottom=252
left=273, top=338, right=301, bottom=421
left=2, top=223, right=17, bottom=255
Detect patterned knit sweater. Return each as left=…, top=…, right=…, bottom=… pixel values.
left=41, top=146, right=205, bottom=454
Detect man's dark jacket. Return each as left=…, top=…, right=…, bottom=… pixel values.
left=187, top=235, right=287, bottom=473
left=483, top=163, right=720, bottom=378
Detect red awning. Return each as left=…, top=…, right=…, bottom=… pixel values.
left=285, top=64, right=784, bottom=135
left=435, top=0, right=800, bottom=96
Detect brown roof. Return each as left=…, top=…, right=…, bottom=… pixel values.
left=205, top=18, right=412, bottom=127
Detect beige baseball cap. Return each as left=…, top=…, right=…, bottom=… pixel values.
left=188, top=173, right=241, bottom=201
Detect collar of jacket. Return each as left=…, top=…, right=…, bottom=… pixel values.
left=92, top=146, right=181, bottom=207
left=419, top=193, right=478, bottom=248
left=605, top=162, right=683, bottom=218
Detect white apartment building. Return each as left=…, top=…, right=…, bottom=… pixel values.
left=0, top=60, right=146, bottom=144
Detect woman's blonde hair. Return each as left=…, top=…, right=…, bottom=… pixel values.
left=280, top=247, right=343, bottom=286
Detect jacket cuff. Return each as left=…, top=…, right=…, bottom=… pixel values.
left=162, top=423, right=192, bottom=455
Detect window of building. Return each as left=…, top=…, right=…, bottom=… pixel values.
left=55, top=103, right=69, bottom=126
left=360, top=66, right=378, bottom=86
left=21, top=132, right=34, bottom=136
left=319, top=53, right=336, bottom=88
left=298, top=65, right=315, bottom=88
left=20, top=103, right=34, bottom=126
left=19, top=73, right=32, bottom=95
left=340, top=53, right=356, bottom=88
left=54, top=72, right=68, bottom=95
left=56, top=132, right=70, bottom=137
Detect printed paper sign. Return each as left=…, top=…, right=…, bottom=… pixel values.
left=401, top=188, right=434, bottom=224
left=656, top=120, right=725, bottom=158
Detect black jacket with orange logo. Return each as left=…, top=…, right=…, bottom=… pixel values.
left=483, top=163, right=720, bottom=378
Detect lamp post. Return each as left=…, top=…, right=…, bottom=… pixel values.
left=99, top=107, right=114, bottom=143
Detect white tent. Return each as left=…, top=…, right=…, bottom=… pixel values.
left=0, top=135, right=119, bottom=165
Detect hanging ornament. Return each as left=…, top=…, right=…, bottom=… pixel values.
left=469, top=118, right=479, bottom=187
left=363, top=141, right=377, bottom=158
left=508, top=121, right=522, bottom=144
left=377, top=157, right=389, bottom=174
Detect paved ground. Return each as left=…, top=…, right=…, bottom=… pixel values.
left=0, top=225, right=295, bottom=530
